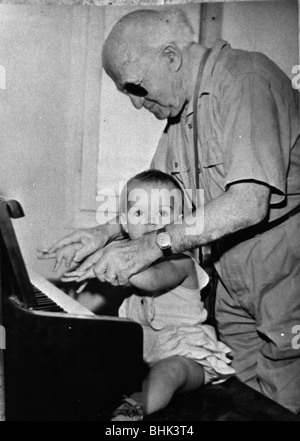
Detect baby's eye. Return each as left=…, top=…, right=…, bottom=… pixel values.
left=159, top=210, right=169, bottom=217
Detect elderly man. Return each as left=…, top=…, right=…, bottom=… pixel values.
left=46, top=9, right=300, bottom=413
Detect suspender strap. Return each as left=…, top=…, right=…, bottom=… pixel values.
left=192, top=49, right=211, bottom=265
left=193, top=49, right=211, bottom=188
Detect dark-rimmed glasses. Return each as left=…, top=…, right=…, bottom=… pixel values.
left=121, top=50, right=160, bottom=97
left=123, top=82, right=148, bottom=97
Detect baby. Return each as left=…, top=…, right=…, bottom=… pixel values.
left=109, top=169, right=235, bottom=420
left=38, top=168, right=235, bottom=420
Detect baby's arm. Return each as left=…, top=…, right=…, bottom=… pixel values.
left=129, top=254, right=196, bottom=292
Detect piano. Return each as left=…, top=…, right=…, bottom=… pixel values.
left=2, top=199, right=299, bottom=422
left=0, top=198, right=144, bottom=421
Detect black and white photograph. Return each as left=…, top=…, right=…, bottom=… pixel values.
left=0, top=0, right=300, bottom=423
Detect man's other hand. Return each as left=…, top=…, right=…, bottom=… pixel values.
left=38, top=224, right=120, bottom=268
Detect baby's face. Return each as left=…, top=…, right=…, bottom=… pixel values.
left=122, top=182, right=182, bottom=240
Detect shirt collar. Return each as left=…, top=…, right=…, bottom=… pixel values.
left=184, top=39, right=230, bottom=117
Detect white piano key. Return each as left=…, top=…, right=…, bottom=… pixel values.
left=27, top=267, right=94, bottom=316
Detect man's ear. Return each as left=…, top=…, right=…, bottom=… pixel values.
left=161, top=43, right=182, bottom=72
left=120, top=213, right=128, bottom=233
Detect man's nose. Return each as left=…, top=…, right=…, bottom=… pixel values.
left=128, top=94, right=144, bottom=110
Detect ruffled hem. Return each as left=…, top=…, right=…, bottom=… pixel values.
left=142, top=324, right=236, bottom=384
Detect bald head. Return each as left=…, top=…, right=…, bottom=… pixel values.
left=102, top=9, right=195, bottom=84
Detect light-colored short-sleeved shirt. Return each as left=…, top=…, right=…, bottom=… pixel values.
left=151, top=40, right=300, bottom=222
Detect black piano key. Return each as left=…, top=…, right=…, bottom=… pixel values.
left=33, top=305, right=64, bottom=312
left=30, top=283, right=66, bottom=313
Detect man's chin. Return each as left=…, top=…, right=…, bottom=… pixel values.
left=150, top=107, right=171, bottom=120
left=153, top=113, right=169, bottom=121
left=153, top=107, right=184, bottom=121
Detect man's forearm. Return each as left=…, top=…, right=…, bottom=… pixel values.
left=168, top=182, right=270, bottom=254
left=167, top=196, right=244, bottom=254
left=143, top=182, right=270, bottom=259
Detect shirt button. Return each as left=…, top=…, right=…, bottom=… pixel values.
left=188, top=123, right=193, bottom=129
left=174, top=162, right=178, bottom=168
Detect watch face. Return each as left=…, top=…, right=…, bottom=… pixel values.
left=157, top=231, right=171, bottom=249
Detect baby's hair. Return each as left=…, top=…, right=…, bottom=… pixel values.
left=127, top=169, right=182, bottom=192
left=120, top=169, right=184, bottom=215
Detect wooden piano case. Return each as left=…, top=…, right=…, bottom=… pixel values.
left=0, top=199, right=144, bottom=421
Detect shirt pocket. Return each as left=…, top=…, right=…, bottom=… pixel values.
left=201, top=139, right=223, bottom=168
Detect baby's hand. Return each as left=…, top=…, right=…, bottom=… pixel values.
left=37, top=243, right=83, bottom=272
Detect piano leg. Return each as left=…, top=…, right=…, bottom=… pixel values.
left=0, top=349, right=5, bottom=421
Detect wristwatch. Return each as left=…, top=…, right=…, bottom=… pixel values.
left=156, top=227, right=172, bottom=256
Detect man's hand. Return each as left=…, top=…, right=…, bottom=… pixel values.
left=63, top=233, right=162, bottom=287
left=37, top=243, right=83, bottom=272
left=38, top=223, right=123, bottom=269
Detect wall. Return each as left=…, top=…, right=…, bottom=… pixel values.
left=0, top=6, right=74, bottom=278
left=0, top=4, right=201, bottom=281
left=222, top=0, right=298, bottom=79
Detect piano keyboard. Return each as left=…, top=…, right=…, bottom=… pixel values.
left=31, top=283, right=66, bottom=313
left=27, top=267, right=94, bottom=316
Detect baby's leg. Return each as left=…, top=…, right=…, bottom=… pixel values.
left=131, top=355, right=204, bottom=415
